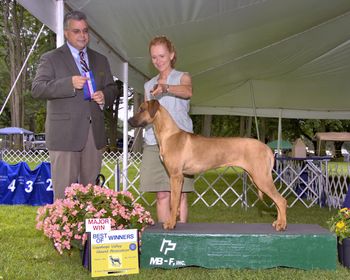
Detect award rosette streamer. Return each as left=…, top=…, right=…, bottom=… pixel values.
left=83, top=71, right=97, bottom=100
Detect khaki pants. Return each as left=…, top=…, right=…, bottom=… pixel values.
left=49, top=125, right=103, bottom=199
left=140, top=144, right=194, bottom=192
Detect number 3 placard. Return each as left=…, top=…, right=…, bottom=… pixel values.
left=0, top=161, right=53, bottom=206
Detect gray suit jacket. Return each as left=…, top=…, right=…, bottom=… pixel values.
left=32, top=44, right=115, bottom=151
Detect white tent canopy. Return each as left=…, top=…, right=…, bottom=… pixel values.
left=19, top=0, right=350, bottom=119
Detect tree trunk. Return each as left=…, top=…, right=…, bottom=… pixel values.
left=245, top=116, right=252, bottom=137
left=239, top=116, right=252, bottom=138
left=239, top=116, right=245, bottom=137
left=260, top=118, right=266, bottom=143
left=131, top=93, right=143, bottom=153
left=105, top=81, right=122, bottom=152
left=202, top=115, right=212, bottom=137
left=2, top=0, right=25, bottom=149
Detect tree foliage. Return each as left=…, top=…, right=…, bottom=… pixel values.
left=104, top=80, right=123, bottom=151
left=192, top=114, right=350, bottom=150
left=0, top=0, right=55, bottom=135
left=1, top=1, right=349, bottom=151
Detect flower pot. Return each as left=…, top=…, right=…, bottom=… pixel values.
left=72, top=239, right=90, bottom=269
left=338, top=237, right=350, bottom=268
left=338, top=238, right=343, bottom=264
left=81, top=239, right=90, bottom=270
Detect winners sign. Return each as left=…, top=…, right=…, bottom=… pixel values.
left=85, top=219, right=139, bottom=277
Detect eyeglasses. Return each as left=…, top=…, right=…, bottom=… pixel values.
left=68, top=28, right=89, bottom=35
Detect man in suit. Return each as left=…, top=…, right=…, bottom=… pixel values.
left=32, top=10, right=116, bottom=199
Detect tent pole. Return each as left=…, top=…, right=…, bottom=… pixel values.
left=249, top=80, right=260, bottom=141
left=122, top=62, right=129, bottom=191
left=56, top=0, right=64, bottom=47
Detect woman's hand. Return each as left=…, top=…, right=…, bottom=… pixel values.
left=151, top=83, right=168, bottom=97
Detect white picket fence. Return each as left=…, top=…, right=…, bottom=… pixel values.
left=1, top=149, right=349, bottom=209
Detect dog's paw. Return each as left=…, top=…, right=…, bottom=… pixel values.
left=163, top=220, right=176, bottom=230
left=272, top=220, right=287, bottom=231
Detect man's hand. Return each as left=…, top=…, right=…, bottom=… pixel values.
left=92, top=90, right=105, bottom=105
left=72, top=75, right=89, bottom=90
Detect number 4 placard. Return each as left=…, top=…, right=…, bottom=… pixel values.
left=0, top=161, right=53, bottom=205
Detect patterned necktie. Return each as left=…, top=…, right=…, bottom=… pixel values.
left=79, top=51, right=90, bottom=72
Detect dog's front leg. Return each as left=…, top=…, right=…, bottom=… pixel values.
left=163, top=174, right=184, bottom=230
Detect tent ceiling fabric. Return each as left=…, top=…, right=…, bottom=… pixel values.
left=29, top=0, right=350, bottom=118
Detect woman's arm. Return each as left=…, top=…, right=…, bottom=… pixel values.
left=152, top=72, right=192, bottom=99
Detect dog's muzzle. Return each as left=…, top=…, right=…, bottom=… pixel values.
left=128, top=117, right=147, bottom=128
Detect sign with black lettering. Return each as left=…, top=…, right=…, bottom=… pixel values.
left=90, top=229, right=139, bottom=277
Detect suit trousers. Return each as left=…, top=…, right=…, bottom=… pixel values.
left=49, top=124, right=103, bottom=199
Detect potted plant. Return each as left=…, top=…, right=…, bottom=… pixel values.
left=328, top=207, right=350, bottom=268
left=36, top=183, right=154, bottom=255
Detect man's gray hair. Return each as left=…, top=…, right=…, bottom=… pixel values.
left=64, top=11, right=87, bottom=29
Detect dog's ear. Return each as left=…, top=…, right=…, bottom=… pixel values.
left=148, top=100, right=160, bottom=118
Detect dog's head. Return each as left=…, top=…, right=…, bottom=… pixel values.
left=128, top=100, right=160, bottom=128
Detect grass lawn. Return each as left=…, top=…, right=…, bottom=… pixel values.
left=1, top=160, right=350, bottom=279
left=328, top=161, right=350, bottom=175
left=1, top=200, right=349, bottom=280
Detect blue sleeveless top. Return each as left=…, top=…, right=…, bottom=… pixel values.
left=144, top=69, right=193, bottom=145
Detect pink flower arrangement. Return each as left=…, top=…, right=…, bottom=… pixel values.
left=36, top=183, right=154, bottom=254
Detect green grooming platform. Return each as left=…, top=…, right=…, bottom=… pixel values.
left=140, top=223, right=336, bottom=270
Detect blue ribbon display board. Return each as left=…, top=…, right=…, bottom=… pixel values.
left=0, top=161, right=53, bottom=206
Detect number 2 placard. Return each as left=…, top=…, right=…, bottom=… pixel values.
left=0, top=161, right=53, bottom=206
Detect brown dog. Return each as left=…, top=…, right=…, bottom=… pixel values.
left=128, top=100, right=287, bottom=231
